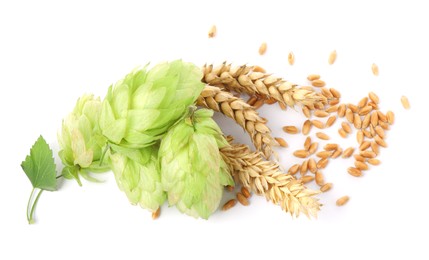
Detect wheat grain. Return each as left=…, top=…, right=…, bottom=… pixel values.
left=301, top=175, right=315, bottom=184
left=315, top=171, right=325, bottom=186
left=371, top=112, right=379, bottom=127
left=237, top=193, right=250, bottom=206
left=371, top=142, right=379, bottom=155
left=283, top=126, right=299, bottom=134
left=307, top=74, right=320, bottom=81
left=371, top=63, right=379, bottom=76
left=275, top=137, right=288, bottom=148
left=312, top=79, right=326, bottom=88
left=288, top=52, right=295, bottom=65
left=222, top=199, right=237, bottom=211
left=316, top=132, right=330, bottom=140
left=259, top=42, right=267, bottom=55
left=303, top=120, right=312, bottom=135
left=348, top=104, right=359, bottom=113
left=312, top=120, right=325, bottom=129
left=317, top=151, right=332, bottom=158
left=330, top=88, right=341, bottom=99
left=338, top=104, right=346, bottom=117
left=241, top=187, right=251, bottom=198
left=361, top=151, right=376, bottom=158
left=358, top=97, right=368, bottom=108
left=362, top=114, right=371, bottom=129
left=308, top=158, right=317, bottom=173
left=374, top=135, right=387, bottom=148
left=326, top=105, right=339, bottom=113
left=302, top=106, right=311, bottom=118
left=359, top=105, right=373, bottom=116
left=320, top=183, right=333, bottom=192
left=152, top=207, right=161, bottom=220
left=385, top=111, right=394, bottom=124
left=304, top=136, right=312, bottom=150
left=341, top=122, right=352, bottom=134
left=208, top=25, right=217, bottom=38
left=369, top=92, right=379, bottom=104
left=314, top=110, right=329, bottom=117
left=309, top=143, right=318, bottom=155
left=401, top=96, right=410, bottom=109
left=355, top=161, right=369, bottom=171
left=356, top=130, right=364, bottom=144
left=326, top=115, right=337, bottom=127
left=300, top=160, right=309, bottom=176
left=348, top=167, right=363, bottom=177
left=354, top=154, right=365, bottom=162
left=375, top=126, right=385, bottom=138
left=331, top=148, right=342, bottom=158
left=328, top=50, right=337, bottom=65
left=359, top=141, right=371, bottom=151
left=324, top=143, right=339, bottom=151
left=346, top=108, right=354, bottom=123
left=288, top=164, right=301, bottom=175
left=338, top=129, right=348, bottom=138
left=336, top=196, right=350, bottom=206
left=317, top=158, right=329, bottom=169
left=354, top=115, right=362, bottom=129
left=368, top=158, right=381, bottom=165
left=342, top=147, right=355, bottom=158
left=294, top=150, right=310, bottom=158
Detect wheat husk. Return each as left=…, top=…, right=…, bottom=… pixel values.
left=220, top=138, right=321, bottom=218
left=202, top=63, right=325, bottom=109
left=197, top=85, right=275, bottom=158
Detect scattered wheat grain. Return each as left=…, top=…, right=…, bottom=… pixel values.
left=336, top=196, right=350, bottom=206
left=401, top=96, right=410, bottom=109
left=259, top=42, right=267, bottom=55
left=222, top=199, right=237, bottom=211
left=371, top=63, right=379, bottom=76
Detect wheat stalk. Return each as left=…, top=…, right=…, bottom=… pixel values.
left=202, top=63, right=326, bottom=109
left=197, top=85, right=275, bottom=158
left=220, top=136, right=321, bottom=218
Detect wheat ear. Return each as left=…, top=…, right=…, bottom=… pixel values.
left=197, top=85, right=275, bottom=158
left=202, top=63, right=326, bottom=109
left=220, top=137, right=321, bottom=218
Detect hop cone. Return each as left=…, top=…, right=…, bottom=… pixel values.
left=99, top=60, right=205, bottom=150
left=110, top=146, right=166, bottom=212
left=58, top=94, right=109, bottom=184
left=159, top=108, right=234, bottom=219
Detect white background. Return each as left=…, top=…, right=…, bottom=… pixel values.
left=1, top=0, right=428, bottom=259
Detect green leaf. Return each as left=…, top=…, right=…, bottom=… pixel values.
left=21, top=136, right=57, bottom=191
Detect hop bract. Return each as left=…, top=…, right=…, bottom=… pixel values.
left=159, top=109, right=234, bottom=219
left=99, top=60, right=205, bottom=150
left=110, top=146, right=166, bottom=212
left=58, top=94, right=109, bottom=184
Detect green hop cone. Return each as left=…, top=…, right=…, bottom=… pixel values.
left=99, top=60, right=205, bottom=150
left=58, top=94, right=109, bottom=185
left=110, top=146, right=166, bottom=212
left=159, top=108, right=234, bottom=219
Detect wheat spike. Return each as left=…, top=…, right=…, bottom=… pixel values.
left=202, top=63, right=326, bottom=109
left=220, top=137, right=321, bottom=218
left=197, top=85, right=275, bottom=158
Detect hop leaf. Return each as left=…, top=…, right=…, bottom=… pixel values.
left=99, top=60, right=205, bottom=149
left=159, top=109, right=233, bottom=219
